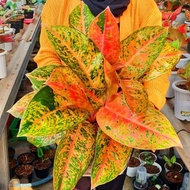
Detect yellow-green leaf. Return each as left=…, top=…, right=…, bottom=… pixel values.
left=26, top=65, right=58, bottom=90
left=53, top=121, right=96, bottom=190
left=117, top=26, right=168, bottom=79
left=18, top=86, right=89, bottom=137
left=91, top=129, right=132, bottom=188
left=45, top=25, right=106, bottom=90
left=27, top=131, right=65, bottom=147
left=141, top=42, right=182, bottom=82
left=69, top=2, right=94, bottom=34
left=7, top=91, right=36, bottom=118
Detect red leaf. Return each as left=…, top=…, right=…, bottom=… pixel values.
left=89, top=7, right=120, bottom=64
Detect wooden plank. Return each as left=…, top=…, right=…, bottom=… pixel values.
left=162, top=100, right=190, bottom=171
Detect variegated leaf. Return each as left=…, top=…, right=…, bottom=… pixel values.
left=116, top=26, right=168, bottom=79
left=7, top=91, right=36, bottom=118
left=89, top=7, right=120, bottom=65
left=141, top=42, right=182, bottom=82
left=47, top=67, right=103, bottom=112
left=91, top=129, right=132, bottom=188
left=45, top=25, right=106, bottom=90
left=104, top=60, right=119, bottom=97
left=26, top=65, right=58, bottom=90
left=69, top=2, right=94, bottom=34
left=53, top=121, right=96, bottom=190
left=18, top=86, right=89, bottom=137
left=27, top=131, right=65, bottom=147
left=120, top=79, right=149, bottom=114
left=96, top=94, right=182, bottom=151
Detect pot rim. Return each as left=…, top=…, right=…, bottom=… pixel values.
left=172, top=80, right=190, bottom=94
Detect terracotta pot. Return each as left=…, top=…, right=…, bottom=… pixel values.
left=33, top=158, right=51, bottom=178
left=15, top=164, right=34, bottom=183
left=17, top=152, right=35, bottom=165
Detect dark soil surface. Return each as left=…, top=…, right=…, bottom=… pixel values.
left=165, top=163, right=182, bottom=172
left=166, top=171, right=183, bottom=183
left=127, top=157, right=140, bottom=167
left=33, top=158, right=51, bottom=170
left=144, top=164, right=160, bottom=174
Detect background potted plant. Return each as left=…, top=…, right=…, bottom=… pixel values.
left=172, top=62, right=190, bottom=121
left=133, top=166, right=149, bottom=190
left=126, top=156, right=141, bottom=178
left=8, top=2, right=183, bottom=189
left=163, top=155, right=183, bottom=173
left=165, top=170, right=184, bottom=190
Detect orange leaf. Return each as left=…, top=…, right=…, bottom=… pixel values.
left=89, top=7, right=120, bottom=64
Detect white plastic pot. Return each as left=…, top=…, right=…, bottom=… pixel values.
left=172, top=80, right=190, bottom=121
left=0, top=48, right=7, bottom=78
left=166, top=71, right=181, bottom=98
left=176, top=53, right=190, bottom=68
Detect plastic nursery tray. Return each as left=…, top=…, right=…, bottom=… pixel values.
left=24, top=17, right=35, bottom=24
left=9, top=141, right=53, bottom=187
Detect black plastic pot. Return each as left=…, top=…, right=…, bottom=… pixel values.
left=8, top=19, right=21, bottom=34
left=9, top=158, right=17, bottom=178
left=33, top=158, right=51, bottom=178
left=15, top=164, right=34, bottom=183
left=8, top=147, right=15, bottom=159
left=17, top=152, right=35, bottom=165
left=24, top=10, right=34, bottom=19
left=165, top=171, right=184, bottom=190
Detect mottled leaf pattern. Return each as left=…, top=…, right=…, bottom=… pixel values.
left=26, top=65, right=58, bottom=90
left=117, top=26, right=168, bottom=79
left=104, top=60, right=119, bottom=97
left=91, top=129, right=132, bottom=188
left=47, top=67, right=104, bottom=112
left=53, top=121, right=96, bottom=190
left=27, top=131, right=65, bottom=147
left=89, top=7, right=120, bottom=64
left=7, top=91, right=36, bottom=118
left=120, top=79, right=148, bottom=114
left=141, top=42, right=182, bottom=81
left=8, top=4, right=183, bottom=190
left=18, top=86, right=89, bottom=137
left=45, top=25, right=106, bottom=91
left=69, top=2, right=94, bottom=34
left=96, top=94, right=182, bottom=150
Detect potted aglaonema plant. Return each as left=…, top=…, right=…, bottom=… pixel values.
left=8, top=2, right=183, bottom=190
left=172, top=62, right=190, bottom=121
